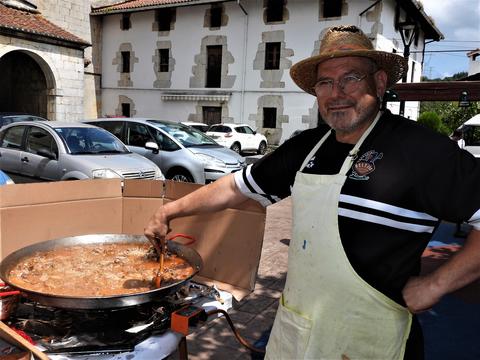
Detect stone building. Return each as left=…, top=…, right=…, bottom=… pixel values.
left=91, top=0, right=442, bottom=144
left=0, top=0, right=98, bottom=121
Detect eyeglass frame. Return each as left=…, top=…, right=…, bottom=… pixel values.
left=312, top=71, right=377, bottom=97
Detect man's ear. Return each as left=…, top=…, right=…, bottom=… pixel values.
left=374, top=70, right=388, bottom=97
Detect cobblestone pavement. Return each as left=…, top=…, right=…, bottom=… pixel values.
left=170, top=197, right=292, bottom=360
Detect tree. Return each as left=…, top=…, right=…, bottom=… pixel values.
left=419, top=72, right=479, bottom=134
left=417, top=111, right=450, bottom=135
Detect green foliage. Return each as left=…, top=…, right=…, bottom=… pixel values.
left=422, top=72, right=468, bottom=82
left=417, top=111, right=450, bottom=135
left=420, top=101, right=480, bottom=133
left=418, top=71, right=479, bottom=134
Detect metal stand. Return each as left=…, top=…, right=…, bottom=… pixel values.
left=178, top=336, right=188, bottom=360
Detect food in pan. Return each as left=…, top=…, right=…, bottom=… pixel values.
left=7, top=243, right=195, bottom=297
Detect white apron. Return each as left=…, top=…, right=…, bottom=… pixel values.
left=266, top=117, right=412, bottom=360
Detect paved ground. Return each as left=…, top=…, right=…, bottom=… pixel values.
left=173, top=197, right=292, bottom=360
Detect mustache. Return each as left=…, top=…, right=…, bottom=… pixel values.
left=326, top=100, right=355, bottom=108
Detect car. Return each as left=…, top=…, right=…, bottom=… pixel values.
left=453, top=114, right=480, bottom=158
left=206, top=123, right=267, bottom=155
left=0, top=169, right=14, bottom=185
left=0, top=113, right=48, bottom=129
left=0, top=121, right=164, bottom=182
left=181, top=122, right=210, bottom=133
left=84, top=118, right=246, bottom=184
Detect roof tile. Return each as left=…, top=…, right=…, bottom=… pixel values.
left=92, top=0, right=203, bottom=14
left=0, top=4, right=90, bottom=47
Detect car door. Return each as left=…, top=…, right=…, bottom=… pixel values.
left=0, top=125, right=26, bottom=174
left=236, top=126, right=255, bottom=150
left=124, top=122, right=157, bottom=158
left=21, top=125, right=61, bottom=180
left=142, top=125, right=181, bottom=175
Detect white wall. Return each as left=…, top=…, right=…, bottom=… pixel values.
left=100, top=0, right=428, bottom=141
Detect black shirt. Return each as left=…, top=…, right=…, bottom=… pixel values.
left=234, top=110, right=480, bottom=303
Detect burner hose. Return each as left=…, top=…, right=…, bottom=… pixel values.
left=206, top=309, right=266, bottom=354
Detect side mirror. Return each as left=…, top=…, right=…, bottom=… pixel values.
left=145, top=141, right=159, bottom=154
left=37, top=148, right=57, bottom=160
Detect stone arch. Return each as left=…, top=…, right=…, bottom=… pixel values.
left=0, top=49, right=57, bottom=119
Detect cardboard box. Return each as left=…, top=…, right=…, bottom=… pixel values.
left=0, top=179, right=266, bottom=300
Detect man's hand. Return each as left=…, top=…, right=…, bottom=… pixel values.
left=402, top=275, right=443, bottom=314
left=144, top=205, right=170, bottom=257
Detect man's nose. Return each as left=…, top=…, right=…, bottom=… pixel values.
left=330, top=80, right=345, bottom=96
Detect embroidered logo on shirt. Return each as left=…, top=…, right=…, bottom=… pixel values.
left=305, top=156, right=316, bottom=169
left=349, top=150, right=383, bottom=180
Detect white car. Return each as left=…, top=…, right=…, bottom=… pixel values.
left=206, top=123, right=267, bottom=155
left=454, top=113, right=480, bottom=158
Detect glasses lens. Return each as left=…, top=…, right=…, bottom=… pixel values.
left=342, top=75, right=363, bottom=94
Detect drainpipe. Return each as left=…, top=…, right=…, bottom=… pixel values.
left=237, top=0, right=248, bottom=123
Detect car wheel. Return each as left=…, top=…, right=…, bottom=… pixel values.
left=230, top=142, right=241, bottom=154
left=168, top=169, right=194, bottom=183
left=257, top=141, right=267, bottom=155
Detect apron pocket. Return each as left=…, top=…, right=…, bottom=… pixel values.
left=266, top=299, right=312, bottom=360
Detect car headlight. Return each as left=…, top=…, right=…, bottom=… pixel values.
left=92, top=169, right=122, bottom=179
left=194, top=153, right=226, bottom=167
left=154, top=167, right=165, bottom=180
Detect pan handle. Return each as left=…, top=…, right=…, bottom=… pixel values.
left=167, top=233, right=196, bottom=246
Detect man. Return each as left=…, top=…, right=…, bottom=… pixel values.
left=145, top=26, right=480, bottom=359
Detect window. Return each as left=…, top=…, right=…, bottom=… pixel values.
left=121, top=103, right=131, bottom=117
left=464, top=126, right=480, bottom=146
left=266, top=0, right=283, bottom=22
left=121, top=52, right=130, bottom=73
left=126, top=123, right=154, bottom=147
left=323, top=0, right=342, bottom=18
left=95, top=121, right=124, bottom=141
left=26, top=127, right=57, bottom=156
left=1, top=125, right=25, bottom=149
left=265, top=42, right=281, bottom=70
left=156, top=9, right=172, bottom=31
left=263, top=107, right=277, bottom=128
left=209, top=125, right=231, bottom=133
left=210, top=6, right=222, bottom=27
left=206, top=45, right=222, bottom=88
left=159, top=49, right=169, bottom=72
left=121, top=13, right=131, bottom=30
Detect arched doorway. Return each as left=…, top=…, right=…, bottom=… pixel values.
left=0, top=50, right=55, bottom=119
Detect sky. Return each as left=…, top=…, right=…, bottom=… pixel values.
left=419, top=0, right=480, bottom=78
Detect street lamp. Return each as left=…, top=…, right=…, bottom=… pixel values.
left=398, top=21, right=417, bottom=116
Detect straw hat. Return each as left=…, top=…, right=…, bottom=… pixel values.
left=290, top=25, right=408, bottom=95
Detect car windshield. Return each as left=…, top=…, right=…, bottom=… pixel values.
left=55, top=127, right=130, bottom=155
left=147, top=120, right=218, bottom=147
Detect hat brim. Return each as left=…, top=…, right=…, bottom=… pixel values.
left=290, top=50, right=408, bottom=96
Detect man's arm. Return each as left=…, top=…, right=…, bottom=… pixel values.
left=144, top=174, right=249, bottom=252
left=402, top=228, right=480, bottom=313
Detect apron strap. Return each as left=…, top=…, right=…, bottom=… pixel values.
left=338, top=112, right=382, bottom=175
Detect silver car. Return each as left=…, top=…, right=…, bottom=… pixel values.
left=85, top=118, right=246, bottom=183
left=0, top=121, right=164, bottom=181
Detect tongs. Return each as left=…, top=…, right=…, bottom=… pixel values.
left=153, top=234, right=196, bottom=288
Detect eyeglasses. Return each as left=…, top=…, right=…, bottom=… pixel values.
left=312, top=73, right=369, bottom=97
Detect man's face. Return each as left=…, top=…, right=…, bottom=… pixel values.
left=315, top=56, right=387, bottom=143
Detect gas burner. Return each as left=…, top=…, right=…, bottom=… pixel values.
left=5, top=282, right=220, bottom=355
